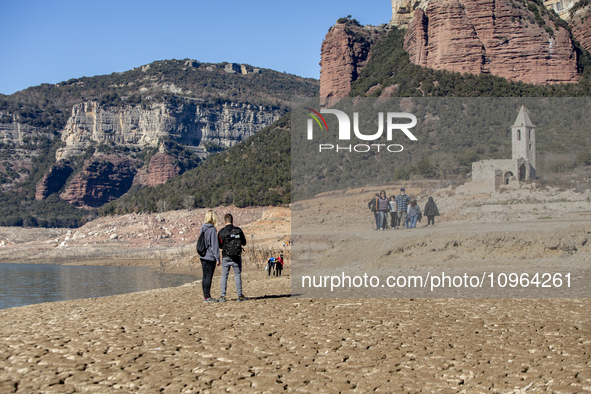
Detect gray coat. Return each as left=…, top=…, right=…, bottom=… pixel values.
left=407, top=204, right=421, bottom=218
left=200, top=223, right=220, bottom=263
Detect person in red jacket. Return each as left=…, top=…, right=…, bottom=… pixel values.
left=275, top=254, right=284, bottom=276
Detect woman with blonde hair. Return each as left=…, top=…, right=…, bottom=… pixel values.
left=200, top=210, right=220, bottom=302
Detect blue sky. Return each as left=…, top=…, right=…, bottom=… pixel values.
left=0, top=0, right=392, bottom=95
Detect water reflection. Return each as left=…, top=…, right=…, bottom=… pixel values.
left=0, top=263, right=197, bottom=310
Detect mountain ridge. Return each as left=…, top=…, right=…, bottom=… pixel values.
left=0, top=59, right=318, bottom=227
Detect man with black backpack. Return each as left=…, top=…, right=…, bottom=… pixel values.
left=217, top=213, right=247, bottom=302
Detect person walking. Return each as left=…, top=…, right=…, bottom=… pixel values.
left=368, top=193, right=379, bottom=230
left=276, top=254, right=284, bottom=276
left=423, top=196, right=440, bottom=226
left=217, top=213, right=247, bottom=302
left=199, top=210, right=220, bottom=303
left=395, top=188, right=411, bottom=229
left=389, top=195, right=397, bottom=230
left=376, top=190, right=389, bottom=230
left=407, top=200, right=422, bottom=229
left=266, top=256, right=276, bottom=277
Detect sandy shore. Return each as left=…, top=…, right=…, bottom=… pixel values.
left=1, top=270, right=590, bottom=393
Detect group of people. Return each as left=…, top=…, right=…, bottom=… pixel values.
left=266, top=255, right=284, bottom=277
left=198, top=211, right=247, bottom=303
left=368, top=188, right=440, bottom=230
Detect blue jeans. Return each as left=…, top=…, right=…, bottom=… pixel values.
left=378, top=211, right=388, bottom=229
left=221, top=256, right=243, bottom=297
left=408, top=215, right=418, bottom=228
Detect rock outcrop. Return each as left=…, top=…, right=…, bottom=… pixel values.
left=133, top=153, right=182, bottom=187
left=56, top=100, right=282, bottom=161
left=403, top=0, right=579, bottom=85
left=319, top=22, right=389, bottom=98
left=569, top=4, right=591, bottom=53
left=0, top=118, right=48, bottom=189
left=35, top=163, right=73, bottom=200
left=542, top=0, right=578, bottom=19
left=320, top=1, right=581, bottom=99
left=390, top=0, right=429, bottom=29
left=0, top=118, right=40, bottom=145
left=60, top=156, right=136, bottom=208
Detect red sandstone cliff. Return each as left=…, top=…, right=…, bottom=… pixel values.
left=403, top=0, right=579, bottom=84
left=133, top=153, right=182, bottom=187
left=319, top=22, right=389, bottom=98
left=569, top=4, right=591, bottom=53
left=35, top=163, right=73, bottom=200
left=60, top=156, right=136, bottom=209
left=319, top=1, right=581, bottom=97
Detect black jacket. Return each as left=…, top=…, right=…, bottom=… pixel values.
left=368, top=197, right=378, bottom=212
left=423, top=197, right=440, bottom=216
left=218, top=224, right=247, bottom=257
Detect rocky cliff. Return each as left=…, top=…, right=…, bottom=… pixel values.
left=57, top=100, right=282, bottom=161
left=35, top=163, right=73, bottom=200
left=403, top=0, right=579, bottom=85
left=320, top=0, right=582, bottom=97
left=60, top=156, right=137, bottom=208
left=569, top=3, right=591, bottom=52
left=45, top=99, right=282, bottom=206
left=390, top=0, right=429, bottom=28
left=319, top=21, right=389, bottom=98
left=133, top=153, right=182, bottom=187
left=0, top=119, right=48, bottom=189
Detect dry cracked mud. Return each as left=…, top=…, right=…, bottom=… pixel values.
left=1, top=271, right=590, bottom=393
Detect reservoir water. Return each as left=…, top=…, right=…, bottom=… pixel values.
left=0, top=263, right=198, bottom=310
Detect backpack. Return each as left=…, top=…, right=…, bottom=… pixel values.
left=196, top=231, right=207, bottom=257
left=223, top=226, right=243, bottom=257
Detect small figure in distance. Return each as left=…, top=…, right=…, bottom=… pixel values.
left=423, top=196, right=440, bottom=226
left=200, top=210, right=220, bottom=303
left=407, top=199, right=422, bottom=229
left=368, top=193, right=379, bottom=230
left=266, top=256, right=276, bottom=277
left=389, top=195, right=397, bottom=230
left=376, top=190, right=389, bottom=230
left=275, top=254, right=284, bottom=276
left=395, top=188, right=410, bottom=229
left=217, top=213, right=247, bottom=302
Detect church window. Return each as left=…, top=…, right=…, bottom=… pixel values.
left=517, top=130, right=521, bottom=141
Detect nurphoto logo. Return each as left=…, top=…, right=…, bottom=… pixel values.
left=304, top=107, right=418, bottom=153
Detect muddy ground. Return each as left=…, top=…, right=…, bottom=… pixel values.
left=1, top=271, right=590, bottom=393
